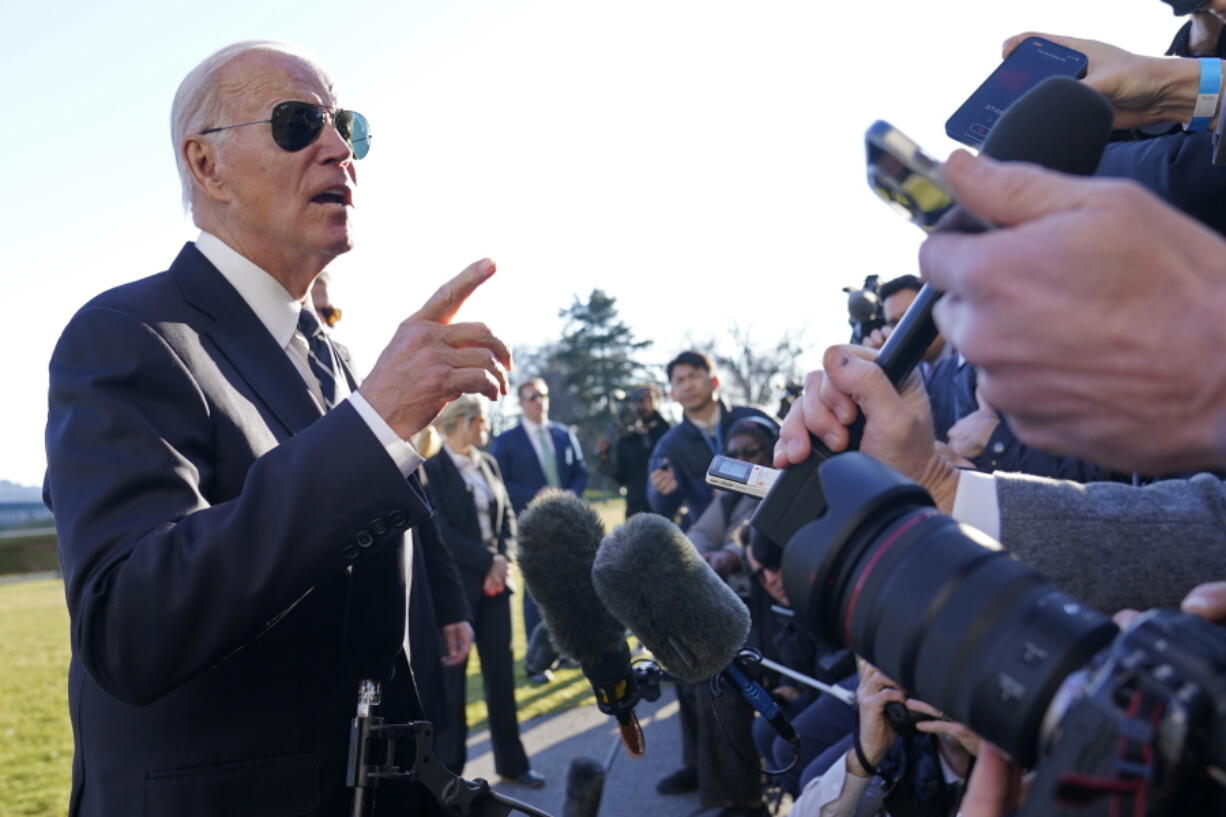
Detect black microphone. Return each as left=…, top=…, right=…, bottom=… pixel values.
left=873, top=75, right=1114, bottom=385
left=750, top=76, right=1115, bottom=550
left=516, top=490, right=647, bottom=755
left=592, top=513, right=800, bottom=751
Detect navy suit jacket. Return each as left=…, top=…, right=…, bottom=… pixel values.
left=1097, top=129, right=1226, bottom=237
left=926, top=355, right=1122, bottom=483
left=491, top=421, right=587, bottom=514
left=44, top=244, right=443, bottom=816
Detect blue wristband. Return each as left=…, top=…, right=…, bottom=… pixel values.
left=1188, top=57, right=1222, bottom=132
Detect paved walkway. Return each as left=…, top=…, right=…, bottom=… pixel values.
left=465, top=685, right=719, bottom=817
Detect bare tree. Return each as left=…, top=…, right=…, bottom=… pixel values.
left=688, top=323, right=806, bottom=415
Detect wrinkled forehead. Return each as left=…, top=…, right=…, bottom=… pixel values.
left=216, top=49, right=337, bottom=121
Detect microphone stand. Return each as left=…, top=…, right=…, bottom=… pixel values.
left=347, top=681, right=554, bottom=817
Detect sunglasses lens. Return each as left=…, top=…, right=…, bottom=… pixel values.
left=271, top=102, right=324, bottom=151
left=341, top=110, right=371, bottom=159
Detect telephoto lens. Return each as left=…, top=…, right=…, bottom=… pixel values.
left=781, top=452, right=1117, bottom=766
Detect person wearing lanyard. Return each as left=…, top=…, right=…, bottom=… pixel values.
left=422, top=396, right=544, bottom=789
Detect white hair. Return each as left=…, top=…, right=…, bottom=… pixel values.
left=170, top=40, right=322, bottom=212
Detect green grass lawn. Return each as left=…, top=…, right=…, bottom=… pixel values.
left=0, top=498, right=626, bottom=817
left=0, top=579, right=73, bottom=817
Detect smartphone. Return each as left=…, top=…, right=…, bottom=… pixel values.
left=865, top=121, right=958, bottom=231
left=945, top=36, right=1087, bottom=148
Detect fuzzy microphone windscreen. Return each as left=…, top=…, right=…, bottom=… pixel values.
left=593, top=512, right=751, bottom=683
left=517, top=490, right=628, bottom=670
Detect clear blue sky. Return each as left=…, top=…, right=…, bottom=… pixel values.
left=1, top=0, right=1177, bottom=486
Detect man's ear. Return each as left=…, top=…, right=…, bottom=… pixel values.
left=183, top=136, right=230, bottom=205
left=709, top=374, right=720, bottom=392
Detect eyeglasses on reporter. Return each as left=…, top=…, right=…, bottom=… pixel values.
left=200, top=100, right=371, bottom=159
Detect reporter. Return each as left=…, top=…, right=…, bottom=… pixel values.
left=791, top=660, right=975, bottom=817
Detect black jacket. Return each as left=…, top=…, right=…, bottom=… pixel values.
left=44, top=244, right=443, bottom=816
left=421, top=449, right=517, bottom=603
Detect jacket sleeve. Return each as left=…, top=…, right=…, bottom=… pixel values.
left=646, top=437, right=685, bottom=519
left=996, top=471, right=1226, bottom=612
left=790, top=755, right=881, bottom=817
left=1096, top=130, right=1226, bottom=237
left=45, top=306, right=431, bottom=706
left=687, top=497, right=728, bottom=554
left=971, top=416, right=1122, bottom=483
left=416, top=511, right=473, bottom=626
left=489, top=457, right=518, bottom=563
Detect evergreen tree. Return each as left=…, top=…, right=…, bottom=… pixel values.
left=545, top=290, right=654, bottom=487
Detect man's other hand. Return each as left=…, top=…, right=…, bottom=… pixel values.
left=440, top=621, right=475, bottom=667
left=861, top=324, right=893, bottom=350
left=360, top=259, right=512, bottom=439
left=921, top=151, right=1226, bottom=475
left=649, top=463, right=678, bottom=495
left=946, top=388, right=1000, bottom=460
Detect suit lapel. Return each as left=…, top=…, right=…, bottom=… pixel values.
left=515, top=424, right=547, bottom=486
left=169, top=244, right=322, bottom=436
left=331, top=339, right=360, bottom=392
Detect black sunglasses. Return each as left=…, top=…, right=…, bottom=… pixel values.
left=200, top=101, right=371, bottom=159
left=725, top=442, right=766, bottom=461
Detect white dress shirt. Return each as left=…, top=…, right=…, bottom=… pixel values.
left=195, top=231, right=422, bottom=658
left=952, top=469, right=1002, bottom=540
left=195, top=231, right=422, bottom=477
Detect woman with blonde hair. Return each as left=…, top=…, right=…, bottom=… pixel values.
left=421, top=396, right=543, bottom=788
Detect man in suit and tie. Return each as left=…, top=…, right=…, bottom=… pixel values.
left=491, top=376, right=587, bottom=672
left=43, top=40, right=509, bottom=817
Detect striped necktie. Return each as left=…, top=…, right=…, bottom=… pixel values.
left=297, top=309, right=339, bottom=408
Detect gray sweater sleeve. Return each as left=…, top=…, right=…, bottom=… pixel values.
left=995, top=472, right=1226, bottom=612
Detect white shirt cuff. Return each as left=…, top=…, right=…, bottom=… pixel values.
left=347, top=392, right=423, bottom=478
left=952, top=469, right=1001, bottom=540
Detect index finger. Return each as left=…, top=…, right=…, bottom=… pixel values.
left=414, top=258, right=497, bottom=325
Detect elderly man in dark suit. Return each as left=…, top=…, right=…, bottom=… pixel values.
left=43, top=40, right=509, bottom=817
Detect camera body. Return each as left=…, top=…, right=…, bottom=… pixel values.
left=844, top=274, right=885, bottom=345
left=774, top=453, right=1226, bottom=816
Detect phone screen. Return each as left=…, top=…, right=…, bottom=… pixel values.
left=945, top=37, right=1088, bottom=148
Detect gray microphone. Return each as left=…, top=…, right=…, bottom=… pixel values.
left=517, top=490, right=647, bottom=755
left=593, top=513, right=750, bottom=682
left=593, top=513, right=800, bottom=751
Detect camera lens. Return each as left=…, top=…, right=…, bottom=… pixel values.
left=782, top=453, right=1117, bottom=764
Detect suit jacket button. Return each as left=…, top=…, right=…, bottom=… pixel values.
left=356, top=530, right=374, bottom=549
left=370, top=518, right=389, bottom=536
left=342, top=545, right=360, bottom=560
left=388, top=510, right=407, bottom=528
